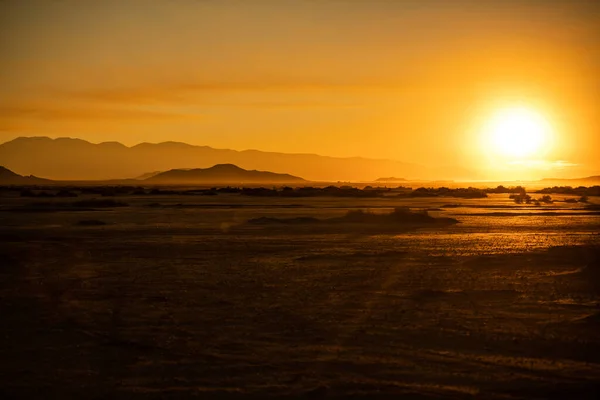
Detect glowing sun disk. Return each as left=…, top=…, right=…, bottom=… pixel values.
left=484, top=107, right=551, bottom=158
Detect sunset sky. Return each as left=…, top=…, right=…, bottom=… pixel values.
left=1, top=0, right=598, bottom=180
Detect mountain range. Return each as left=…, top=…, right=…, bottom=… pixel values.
left=0, top=137, right=433, bottom=181
left=375, top=177, right=407, bottom=182
left=541, top=176, right=600, bottom=184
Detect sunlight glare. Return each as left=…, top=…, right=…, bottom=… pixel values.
left=484, top=107, right=552, bottom=158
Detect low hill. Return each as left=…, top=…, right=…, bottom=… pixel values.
left=0, top=166, right=51, bottom=185
left=145, top=164, right=305, bottom=184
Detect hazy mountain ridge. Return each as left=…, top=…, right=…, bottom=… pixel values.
left=146, top=164, right=305, bottom=184
left=539, top=176, right=600, bottom=186
left=375, top=177, right=407, bottom=182
left=0, top=136, right=431, bottom=181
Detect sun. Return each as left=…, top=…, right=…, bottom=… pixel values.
left=483, top=107, right=552, bottom=158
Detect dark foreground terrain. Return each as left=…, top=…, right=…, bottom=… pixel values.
left=1, top=190, right=600, bottom=399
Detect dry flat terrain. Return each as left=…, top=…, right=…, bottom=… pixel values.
left=1, top=191, right=599, bottom=399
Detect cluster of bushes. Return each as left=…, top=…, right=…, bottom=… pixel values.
left=30, top=199, right=129, bottom=208
left=143, top=185, right=488, bottom=199
left=117, top=186, right=250, bottom=195
left=563, top=196, right=589, bottom=204
left=509, top=192, right=588, bottom=205
left=510, top=193, right=554, bottom=205
left=20, top=189, right=78, bottom=198
left=80, top=186, right=145, bottom=196
left=72, top=199, right=129, bottom=207
left=9, top=184, right=598, bottom=202
left=16, top=186, right=229, bottom=197
left=144, top=188, right=218, bottom=196
left=241, top=186, right=390, bottom=198
left=537, top=186, right=600, bottom=196
left=485, top=185, right=527, bottom=194
left=144, top=187, right=244, bottom=195
left=404, top=187, right=488, bottom=199
left=17, top=186, right=144, bottom=197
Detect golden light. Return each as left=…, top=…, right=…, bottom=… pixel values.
left=483, top=107, right=553, bottom=159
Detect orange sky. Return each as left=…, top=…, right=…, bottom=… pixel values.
left=1, top=0, right=598, bottom=180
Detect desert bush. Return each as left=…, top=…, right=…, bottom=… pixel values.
left=510, top=193, right=531, bottom=204
left=540, top=195, right=553, bottom=204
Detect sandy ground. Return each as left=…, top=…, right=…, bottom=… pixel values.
left=1, top=192, right=599, bottom=398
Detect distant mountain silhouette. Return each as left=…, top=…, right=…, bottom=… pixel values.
left=146, top=164, right=305, bottom=184
left=0, top=136, right=443, bottom=181
left=0, top=166, right=51, bottom=184
left=541, top=176, right=600, bottom=184
left=375, top=177, right=407, bottom=182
